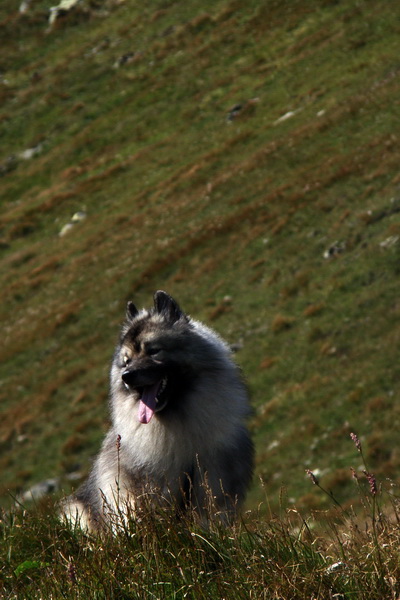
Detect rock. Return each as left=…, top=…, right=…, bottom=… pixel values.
left=323, top=241, right=346, bottom=259
left=0, top=155, right=18, bottom=177
left=18, top=144, right=42, bottom=161
left=379, top=235, right=399, bottom=249
left=49, top=0, right=81, bottom=27
left=230, top=342, right=243, bottom=353
left=273, top=109, right=302, bottom=125
left=59, top=211, right=87, bottom=236
left=227, top=103, right=243, bottom=122
left=113, top=51, right=143, bottom=69
left=17, top=478, right=60, bottom=504
left=65, top=470, right=84, bottom=481
left=71, top=211, right=86, bottom=223
left=226, top=98, right=260, bottom=122
left=58, top=223, right=75, bottom=237
left=19, top=0, right=33, bottom=13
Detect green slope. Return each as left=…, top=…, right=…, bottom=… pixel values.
left=1, top=0, right=400, bottom=512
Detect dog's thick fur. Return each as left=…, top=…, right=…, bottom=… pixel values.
left=61, top=291, right=254, bottom=531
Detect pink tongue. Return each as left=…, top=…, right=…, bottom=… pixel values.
left=138, top=382, right=160, bottom=424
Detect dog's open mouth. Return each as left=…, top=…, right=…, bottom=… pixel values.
left=134, top=377, right=168, bottom=424
left=122, top=369, right=168, bottom=424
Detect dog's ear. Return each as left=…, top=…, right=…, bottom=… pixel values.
left=126, top=301, right=139, bottom=321
left=154, top=290, right=185, bottom=323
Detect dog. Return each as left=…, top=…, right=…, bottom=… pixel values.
left=61, top=291, right=254, bottom=531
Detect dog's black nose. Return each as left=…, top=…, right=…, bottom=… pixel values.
left=122, top=365, right=165, bottom=388
left=122, top=370, right=134, bottom=385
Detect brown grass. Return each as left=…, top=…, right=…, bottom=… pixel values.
left=271, top=313, right=296, bottom=333
left=303, top=302, right=326, bottom=317
left=259, top=356, right=279, bottom=370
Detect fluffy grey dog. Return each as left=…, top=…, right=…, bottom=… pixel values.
left=61, top=291, right=253, bottom=531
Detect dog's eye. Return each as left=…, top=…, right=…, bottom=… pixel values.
left=122, top=355, right=131, bottom=366
left=147, top=347, right=161, bottom=357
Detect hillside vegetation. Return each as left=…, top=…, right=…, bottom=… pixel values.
left=2, top=482, right=400, bottom=599
left=1, top=1, right=400, bottom=594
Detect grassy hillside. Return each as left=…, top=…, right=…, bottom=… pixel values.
left=1, top=0, right=400, bottom=523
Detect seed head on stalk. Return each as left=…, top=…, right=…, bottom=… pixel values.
left=305, top=469, right=319, bottom=486
left=363, top=470, right=378, bottom=496
left=350, top=432, right=362, bottom=453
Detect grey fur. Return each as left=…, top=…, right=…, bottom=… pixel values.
left=61, top=291, right=254, bottom=531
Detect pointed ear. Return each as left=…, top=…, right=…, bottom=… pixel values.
left=153, top=290, right=185, bottom=323
left=126, top=301, right=139, bottom=321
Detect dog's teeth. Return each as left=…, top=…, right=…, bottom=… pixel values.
left=124, top=382, right=130, bottom=391
left=155, top=378, right=168, bottom=403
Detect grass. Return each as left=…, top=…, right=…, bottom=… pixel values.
left=1, top=0, right=400, bottom=594
left=1, top=443, right=400, bottom=599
